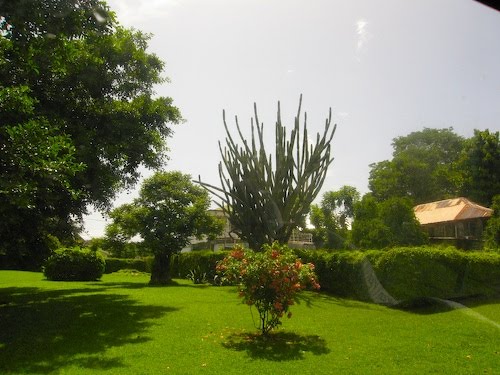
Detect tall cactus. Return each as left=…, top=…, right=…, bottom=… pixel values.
left=198, top=96, right=336, bottom=251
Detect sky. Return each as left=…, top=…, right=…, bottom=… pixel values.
left=82, top=0, right=500, bottom=239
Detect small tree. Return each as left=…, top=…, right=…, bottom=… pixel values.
left=198, top=96, right=336, bottom=250
left=217, top=243, right=319, bottom=335
left=106, top=171, right=223, bottom=284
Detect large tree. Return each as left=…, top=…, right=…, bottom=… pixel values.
left=309, top=185, right=360, bottom=249
left=0, top=0, right=181, bottom=267
left=106, top=172, right=224, bottom=285
left=198, top=96, right=336, bottom=251
left=368, top=128, right=465, bottom=204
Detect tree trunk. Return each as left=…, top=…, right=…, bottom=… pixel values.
left=149, top=252, right=171, bottom=285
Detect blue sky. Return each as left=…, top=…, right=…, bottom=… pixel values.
left=83, top=0, right=500, bottom=238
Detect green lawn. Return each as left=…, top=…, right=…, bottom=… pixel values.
left=0, top=271, right=498, bottom=374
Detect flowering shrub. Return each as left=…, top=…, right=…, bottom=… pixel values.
left=216, top=242, right=320, bottom=335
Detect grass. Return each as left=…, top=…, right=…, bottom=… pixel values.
left=0, top=271, right=499, bottom=374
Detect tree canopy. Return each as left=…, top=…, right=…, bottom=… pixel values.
left=309, top=186, right=360, bottom=249
left=368, top=128, right=465, bottom=205
left=484, top=195, right=500, bottom=250
left=459, top=129, right=500, bottom=207
left=106, top=171, right=223, bottom=284
left=0, top=0, right=181, bottom=267
left=351, top=195, right=427, bottom=249
left=368, top=127, right=500, bottom=208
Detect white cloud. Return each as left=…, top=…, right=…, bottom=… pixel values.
left=355, top=18, right=372, bottom=60
left=108, top=0, right=180, bottom=28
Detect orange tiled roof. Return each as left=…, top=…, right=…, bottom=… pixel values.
left=414, top=197, right=492, bottom=225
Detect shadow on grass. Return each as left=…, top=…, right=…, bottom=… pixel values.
left=0, top=286, right=177, bottom=373
left=222, top=331, right=330, bottom=361
left=392, top=294, right=500, bottom=315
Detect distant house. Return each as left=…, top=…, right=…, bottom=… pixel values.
left=185, top=209, right=313, bottom=251
left=413, top=198, right=492, bottom=245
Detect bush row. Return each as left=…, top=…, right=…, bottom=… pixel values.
left=170, top=251, right=228, bottom=281
left=171, top=247, right=500, bottom=303
left=295, top=246, right=500, bottom=302
left=104, top=257, right=154, bottom=274
left=63, top=245, right=499, bottom=303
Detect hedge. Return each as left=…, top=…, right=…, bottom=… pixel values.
left=170, top=251, right=228, bottom=281
left=103, top=247, right=500, bottom=304
left=104, top=257, right=154, bottom=274
left=103, top=252, right=228, bottom=282
left=372, top=247, right=500, bottom=301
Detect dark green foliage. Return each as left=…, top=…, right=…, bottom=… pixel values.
left=309, top=186, right=359, bottom=249
left=369, top=128, right=465, bottom=204
left=43, top=247, right=105, bottom=281
left=294, top=247, right=500, bottom=302
left=0, top=0, right=181, bottom=267
left=293, top=249, right=380, bottom=299
left=170, top=251, right=228, bottom=283
left=484, top=195, right=500, bottom=250
left=198, top=96, right=336, bottom=251
left=351, top=195, right=427, bottom=249
left=87, top=237, right=152, bottom=259
left=465, top=251, right=500, bottom=292
left=459, top=130, right=500, bottom=207
left=103, top=257, right=154, bottom=274
left=373, top=247, right=500, bottom=300
left=374, top=247, right=464, bottom=300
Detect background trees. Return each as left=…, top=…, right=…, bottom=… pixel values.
left=368, top=128, right=465, bottom=204
left=350, top=195, right=427, bottom=249
left=309, top=186, right=359, bottom=249
left=368, top=126, right=499, bottom=208
left=484, top=195, right=500, bottom=250
left=459, top=130, right=500, bottom=207
left=106, top=171, right=223, bottom=284
left=198, top=96, right=336, bottom=251
left=0, top=0, right=181, bottom=267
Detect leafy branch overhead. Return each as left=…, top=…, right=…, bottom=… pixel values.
left=198, top=96, right=336, bottom=250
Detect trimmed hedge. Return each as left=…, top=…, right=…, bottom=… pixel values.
left=104, top=257, right=154, bottom=274
left=372, top=247, right=500, bottom=300
left=104, top=247, right=500, bottom=303
left=170, top=251, right=228, bottom=281
left=293, top=249, right=384, bottom=299
left=44, top=247, right=105, bottom=281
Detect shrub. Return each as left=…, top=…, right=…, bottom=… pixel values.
left=187, top=266, right=208, bottom=284
left=217, top=243, right=320, bottom=335
left=43, top=247, right=105, bottom=281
